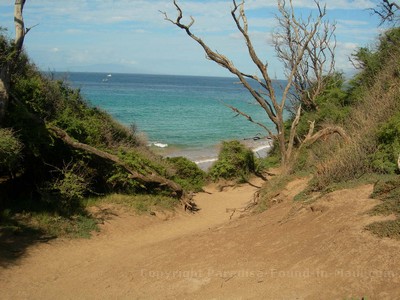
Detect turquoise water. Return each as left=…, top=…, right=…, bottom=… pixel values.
left=61, top=72, right=283, bottom=164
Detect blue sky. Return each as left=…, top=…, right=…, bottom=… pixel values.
left=0, top=0, right=384, bottom=78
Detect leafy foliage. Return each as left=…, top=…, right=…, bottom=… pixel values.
left=348, top=27, right=400, bottom=101
left=209, top=140, right=255, bottom=182
left=294, top=73, right=350, bottom=140
left=371, top=111, right=400, bottom=174
left=0, top=128, right=23, bottom=175
left=167, top=156, right=206, bottom=192
left=41, top=161, right=95, bottom=215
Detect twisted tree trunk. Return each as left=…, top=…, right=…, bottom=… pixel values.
left=48, top=125, right=195, bottom=210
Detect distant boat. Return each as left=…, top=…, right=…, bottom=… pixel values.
left=107, top=74, right=112, bottom=77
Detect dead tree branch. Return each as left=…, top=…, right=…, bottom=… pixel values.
left=161, top=0, right=279, bottom=134
left=371, top=0, right=400, bottom=25
left=14, top=0, right=26, bottom=58
left=300, top=123, right=350, bottom=149
left=273, top=0, right=336, bottom=113
left=224, top=103, right=275, bottom=138
left=163, top=0, right=340, bottom=170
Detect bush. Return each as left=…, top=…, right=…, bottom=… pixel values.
left=167, top=156, right=206, bottom=192
left=209, top=140, right=255, bottom=182
left=348, top=28, right=400, bottom=102
left=0, top=128, right=23, bottom=175
left=42, top=161, right=94, bottom=215
left=255, top=152, right=280, bottom=173
left=371, top=112, right=400, bottom=174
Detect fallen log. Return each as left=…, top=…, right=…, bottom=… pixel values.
left=47, top=125, right=195, bottom=210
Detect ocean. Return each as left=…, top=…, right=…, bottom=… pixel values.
left=58, top=72, right=283, bottom=168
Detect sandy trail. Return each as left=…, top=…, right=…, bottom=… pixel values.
left=1, top=177, right=400, bottom=299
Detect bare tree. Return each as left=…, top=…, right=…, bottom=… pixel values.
left=273, top=1, right=336, bottom=112
left=371, top=0, right=400, bottom=25
left=14, top=0, right=27, bottom=56
left=0, top=0, right=26, bottom=123
left=162, top=0, right=346, bottom=170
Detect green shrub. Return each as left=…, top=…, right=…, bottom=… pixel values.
left=42, top=161, right=94, bottom=215
left=348, top=28, right=400, bottom=102
left=295, top=73, right=350, bottom=139
left=106, top=167, right=144, bottom=194
left=167, top=156, right=206, bottom=192
left=255, top=152, right=280, bottom=172
left=371, top=112, right=400, bottom=174
left=209, top=140, right=255, bottom=182
left=0, top=128, right=23, bottom=174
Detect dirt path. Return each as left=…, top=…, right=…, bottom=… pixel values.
left=1, top=177, right=400, bottom=299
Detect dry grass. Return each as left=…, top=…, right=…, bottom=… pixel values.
left=311, top=56, right=400, bottom=190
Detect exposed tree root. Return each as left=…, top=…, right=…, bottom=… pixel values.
left=226, top=190, right=261, bottom=220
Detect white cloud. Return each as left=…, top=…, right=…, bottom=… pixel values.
left=247, top=17, right=277, bottom=29
left=118, top=59, right=137, bottom=66
left=336, top=19, right=369, bottom=26
left=246, top=0, right=375, bottom=10
left=133, top=29, right=146, bottom=34
left=335, top=25, right=379, bottom=42
left=0, top=0, right=381, bottom=77
left=64, top=29, right=85, bottom=35
left=335, top=41, right=359, bottom=73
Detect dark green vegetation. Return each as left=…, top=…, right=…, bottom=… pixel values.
left=166, top=156, right=206, bottom=192
left=209, top=140, right=256, bottom=183
left=0, top=128, right=23, bottom=176
left=371, top=111, right=400, bottom=173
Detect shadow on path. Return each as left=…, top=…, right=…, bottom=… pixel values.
left=0, top=218, right=55, bottom=268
